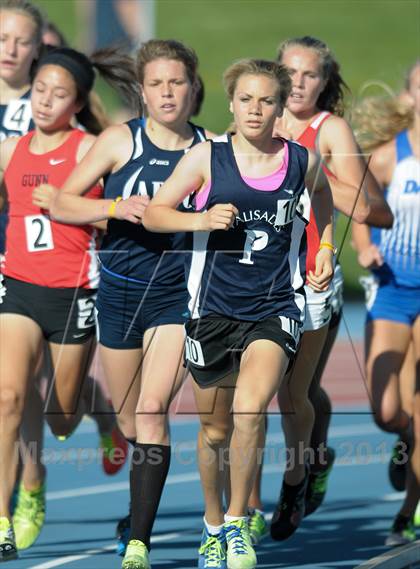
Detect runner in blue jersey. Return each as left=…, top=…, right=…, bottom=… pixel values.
left=142, top=58, right=375, bottom=569
left=51, top=39, right=211, bottom=569
left=353, top=61, right=420, bottom=547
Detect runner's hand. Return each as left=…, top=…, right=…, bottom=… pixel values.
left=308, top=247, right=334, bottom=292
left=357, top=244, right=383, bottom=270
left=32, top=184, right=58, bottom=211
left=199, top=203, right=238, bottom=231
left=114, top=195, right=150, bottom=224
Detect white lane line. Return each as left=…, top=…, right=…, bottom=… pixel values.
left=28, top=532, right=180, bottom=569
left=383, top=492, right=405, bottom=501
left=47, top=452, right=392, bottom=502
left=28, top=545, right=115, bottom=569
left=47, top=471, right=199, bottom=501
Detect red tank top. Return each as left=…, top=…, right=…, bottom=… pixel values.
left=3, top=129, right=102, bottom=288
left=297, top=111, right=333, bottom=275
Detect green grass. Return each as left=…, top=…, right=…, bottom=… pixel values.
left=157, top=0, right=419, bottom=134
left=33, top=0, right=419, bottom=297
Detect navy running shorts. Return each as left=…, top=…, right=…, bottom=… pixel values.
left=95, top=268, right=188, bottom=349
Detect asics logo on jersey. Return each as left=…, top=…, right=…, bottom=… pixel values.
left=49, top=158, right=66, bottom=166
left=149, top=158, right=169, bottom=166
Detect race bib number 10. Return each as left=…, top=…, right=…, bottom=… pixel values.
left=275, top=195, right=299, bottom=226
left=24, top=215, right=54, bottom=252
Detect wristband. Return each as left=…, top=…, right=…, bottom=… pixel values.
left=319, top=241, right=337, bottom=254
left=108, top=196, right=122, bottom=218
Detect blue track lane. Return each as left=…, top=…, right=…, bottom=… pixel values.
left=10, top=411, right=416, bottom=569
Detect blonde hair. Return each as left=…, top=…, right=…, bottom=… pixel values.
left=353, top=98, right=413, bottom=153
left=0, top=0, right=44, bottom=45
left=223, top=58, right=291, bottom=110
left=353, top=62, right=419, bottom=153
left=277, top=36, right=348, bottom=117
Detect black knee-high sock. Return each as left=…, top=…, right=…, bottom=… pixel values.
left=123, top=438, right=135, bottom=517
left=129, top=443, right=171, bottom=549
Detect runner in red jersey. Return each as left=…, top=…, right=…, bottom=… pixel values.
left=3, top=128, right=101, bottom=288
left=245, top=36, right=393, bottom=545
left=0, top=45, right=139, bottom=561
left=0, top=4, right=128, bottom=557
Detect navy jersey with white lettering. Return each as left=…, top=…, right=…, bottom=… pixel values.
left=371, top=130, right=420, bottom=287
left=187, top=134, right=309, bottom=322
left=0, top=90, right=34, bottom=142
left=0, top=90, right=35, bottom=253
left=100, top=119, right=206, bottom=285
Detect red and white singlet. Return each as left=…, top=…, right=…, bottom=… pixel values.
left=297, top=111, right=332, bottom=276
left=3, top=128, right=102, bottom=288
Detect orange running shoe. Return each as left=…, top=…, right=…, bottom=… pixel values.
left=100, top=426, right=128, bottom=475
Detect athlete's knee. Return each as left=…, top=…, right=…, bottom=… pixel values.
left=136, top=398, right=168, bottom=439
left=233, top=386, right=269, bottom=415
left=232, top=410, right=265, bottom=437
left=138, top=397, right=167, bottom=416
left=309, top=385, right=332, bottom=413
left=200, top=420, right=231, bottom=448
left=0, top=387, right=25, bottom=421
left=279, top=389, right=312, bottom=416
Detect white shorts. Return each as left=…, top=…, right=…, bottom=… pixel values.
left=331, top=264, right=344, bottom=317
left=303, top=265, right=344, bottom=332
left=303, top=285, right=333, bottom=331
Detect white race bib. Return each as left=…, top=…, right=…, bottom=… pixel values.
left=185, top=335, right=205, bottom=366
left=3, top=99, right=32, bottom=134
left=24, top=215, right=54, bottom=252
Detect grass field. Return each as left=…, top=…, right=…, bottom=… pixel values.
left=34, top=0, right=420, bottom=296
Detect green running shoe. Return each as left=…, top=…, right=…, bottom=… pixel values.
left=248, top=510, right=268, bottom=545
left=198, top=527, right=227, bottom=568
left=414, top=501, right=420, bottom=527
left=385, top=514, right=416, bottom=547
left=224, top=519, right=257, bottom=569
left=305, top=447, right=335, bottom=517
left=0, top=517, right=17, bottom=561
left=13, top=482, right=45, bottom=550
left=121, top=539, right=150, bottom=569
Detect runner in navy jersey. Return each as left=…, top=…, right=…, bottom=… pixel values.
left=0, top=44, right=139, bottom=561
left=51, top=39, right=213, bottom=569
left=0, top=0, right=41, bottom=250
left=141, top=57, right=373, bottom=569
